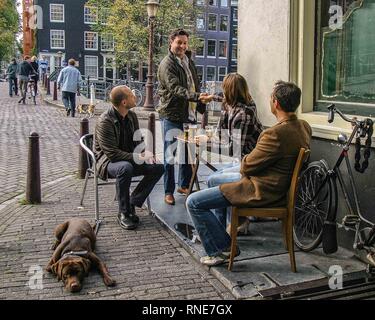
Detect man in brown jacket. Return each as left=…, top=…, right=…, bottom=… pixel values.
left=186, top=81, right=312, bottom=266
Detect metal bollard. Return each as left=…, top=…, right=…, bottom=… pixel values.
left=147, top=112, right=156, bottom=157
left=26, top=132, right=41, bottom=204
left=53, top=81, right=57, bottom=101
left=78, top=118, right=90, bottom=179
left=201, top=110, right=208, bottom=129
left=46, top=77, right=51, bottom=95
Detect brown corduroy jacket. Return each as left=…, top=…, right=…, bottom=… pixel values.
left=220, top=115, right=312, bottom=208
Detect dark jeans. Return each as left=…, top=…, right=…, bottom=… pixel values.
left=8, top=78, right=18, bottom=96
left=107, top=161, right=164, bottom=214
left=19, top=77, right=28, bottom=103
left=161, top=118, right=192, bottom=195
left=62, top=91, right=76, bottom=117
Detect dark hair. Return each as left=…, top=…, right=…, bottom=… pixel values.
left=110, top=86, right=128, bottom=107
left=169, top=28, right=190, bottom=46
left=68, top=59, right=76, bottom=66
left=272, top=81, right=301, bottom=112
left=24, top=55, right=31, bottom=60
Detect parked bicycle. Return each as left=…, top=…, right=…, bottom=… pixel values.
left=293, top=104, right=375, bottom=273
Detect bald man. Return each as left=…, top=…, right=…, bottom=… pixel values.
left=94, top=86, right=164, bottom=230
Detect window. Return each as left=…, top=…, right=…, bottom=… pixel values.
left=231, top=0, right=238, bottom=6
left=195, top=38, right=205, bottom=57
left=208, top=14, right=217, bottom=31
left=84, top=32, right=98, bottom=50
left=195, top=0, right=205, bottom=5
left=85, top=56, right=98, bottom=79
left=209, top=0, right=217, bottom=6
left=220, top=15, right=228, bottom=32
left=221, top=0, right=228, bottom=7
left=231, top=43, right=238, bottom=61
left=99, top=8, right=110, bottom=25
left=196, top=13, right=205, bottom=31
left=219, top=40, right=228, bottom=58
left=50, top=30, right=65, bottom=49
left=50, top=4, right=64, bottom=22
left=84, top=6, right=98, bottom=24
left=233, top=8, right=238, bottom=21
left=207, top=40, right=216, bottom=57
left=101, top=34, right=114, bottom=51
left=233, top=25, right=238, bottom=38
left=207, top=66, right=216, bottom=81
left=314, top=0, right=375, bottom=115
left=218, top=66, right=227, bottom=81
left=196, top=65, right=204, bottom=83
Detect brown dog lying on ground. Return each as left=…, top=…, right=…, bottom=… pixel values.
left=46, top=218, right=116, bottom=292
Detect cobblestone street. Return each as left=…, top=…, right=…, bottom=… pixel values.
left=0, top=83, right=233, bottom=300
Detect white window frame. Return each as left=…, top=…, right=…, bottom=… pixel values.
left=209, top=0, right=218, bottom=7
left=50, top=4, right=64, bottom=23
left=218, top=66, right=227, bottom=81
left=101, top=34, right=114, bottom=52
left=84, top=31, right=98, bottom=51
left=206, top=65, right=217, bottom=82
left=50, top=30, right=65, bottom=49
left=220, top=0, right=228, bottom=7
left=207, top=39, right=217, bottom=58
left=219, top=40, right=228, bottom=59
left=84, top=5, right=98, bottom=24
left=196, top=13, right=205, bottom=31
left=195, top=38, right=205, bottom=58
left=196, top=65, right=205, bottom=82
left=84, top=56, right=98, bottom=80
left=99, top=8, right=110, bottom=25
left=220, top=15, right=229, bottom=32
left=196, top=0, right=205, bottom=6
left=208, top=14, right=218, bottom=31
left=231, top=43, right=238, bottom=61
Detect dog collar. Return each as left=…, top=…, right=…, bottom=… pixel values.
left=62, top=251, right=88, bottom=259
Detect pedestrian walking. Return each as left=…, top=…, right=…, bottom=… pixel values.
left=17, top=55, right=34, bottom=104
left=57, top=58, right=82, bottom=117
left=6, top=58, right=18, bottom=97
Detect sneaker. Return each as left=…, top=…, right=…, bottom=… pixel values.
left=66, top=109, right=71, bottom=116
left=200, top=254, right=227, bottom=266
left=129, top=205, right=140, bottom=224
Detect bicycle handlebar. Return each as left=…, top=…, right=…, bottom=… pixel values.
left=327, top=104, right=361, bottom=126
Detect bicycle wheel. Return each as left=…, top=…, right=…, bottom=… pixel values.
left=293, top=160, right=336, bottom=251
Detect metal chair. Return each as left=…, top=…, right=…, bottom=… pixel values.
left=228, top=148, right=311, bottom=273
left=79, top=134, right=152, bottom=234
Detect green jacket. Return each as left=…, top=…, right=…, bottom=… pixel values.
left=6, top=63, right=18, bottom=79
left=94, top=106, right=143, bottom=180
left=156, top=50, right=206, bottom=123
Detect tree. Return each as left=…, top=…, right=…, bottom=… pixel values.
left=85, top=0, right=200, bottom=80
left=0, top=0, right=19, bottom=62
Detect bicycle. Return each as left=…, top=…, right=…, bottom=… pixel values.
left=27, top=78, right=37, bottom=105
left=293, top=104, right=375, bottom=273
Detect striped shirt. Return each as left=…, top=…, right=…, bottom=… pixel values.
left=217, top=101, right=263, bottom=159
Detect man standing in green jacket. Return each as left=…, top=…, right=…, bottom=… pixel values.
left=157, top=28, right=210, bottom=206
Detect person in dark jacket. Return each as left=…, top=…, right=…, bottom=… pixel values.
left=157, top=28, right=211, bottom=206
left=30, top=56, right=39, bottom=97
left=17, top=55, right=34, bottom=104
left=94, top=85, right=164, bottom=230
left=6, top=58, right=18, bottom=97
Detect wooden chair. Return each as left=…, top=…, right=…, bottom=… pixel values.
left=228, top=148, right=310, bottom=273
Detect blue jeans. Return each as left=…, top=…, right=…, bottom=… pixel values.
left=8, top=78, right=18, bottom=96
left=186, top=187, right=232, bottom=256
left=207, top=163, right=241, bottom=227
left=161, top=118, right=192, bottom=195
left=62, top=91, right=76, bottom=117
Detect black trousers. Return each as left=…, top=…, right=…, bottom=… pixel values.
left=107, top=161, right=164, bottom=214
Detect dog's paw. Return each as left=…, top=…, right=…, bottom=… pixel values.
left=104, top=276, right=116, bottom=287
